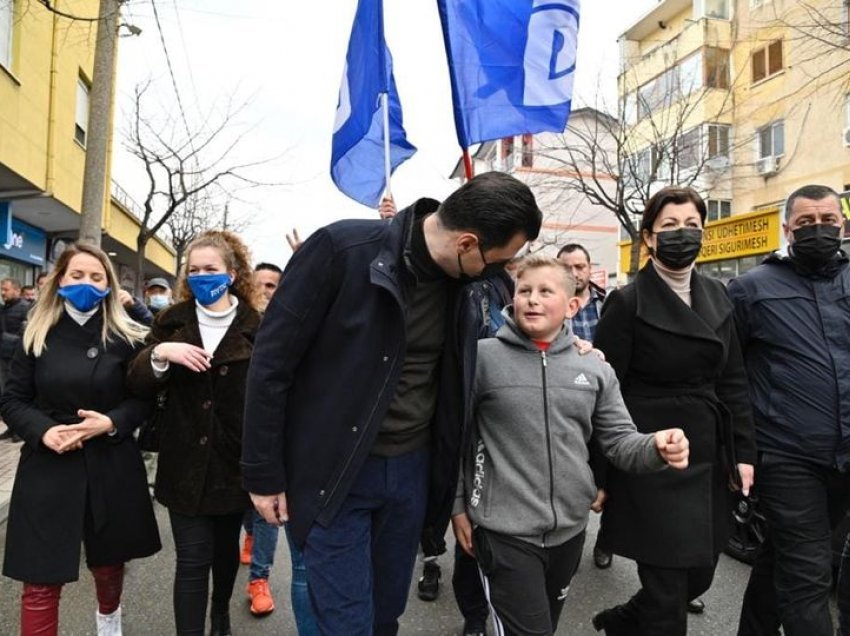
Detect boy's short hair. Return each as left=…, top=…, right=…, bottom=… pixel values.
left=515, top=254, right=577, bottom=297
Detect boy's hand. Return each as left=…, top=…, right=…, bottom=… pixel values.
left=654, top=428, right=689, bottom=469
left=451, top=513, right=474, bottom=557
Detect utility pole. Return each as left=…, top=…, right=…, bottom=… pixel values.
left=78, top=0, right=121, bottom=247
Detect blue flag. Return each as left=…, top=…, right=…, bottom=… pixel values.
left=437, top=0, right=580, bottom=148
left=331, top=0, right=416, bottom=208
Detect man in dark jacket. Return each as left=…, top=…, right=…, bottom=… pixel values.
left=729, top=184, right=850, bottom=636
left=242, top=172, right=541, bottom=635
left=0, top=277, right=29, bottom=441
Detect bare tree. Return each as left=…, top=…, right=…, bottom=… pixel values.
left=124, top=81, right=273, bottom=293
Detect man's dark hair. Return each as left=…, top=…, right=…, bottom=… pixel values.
left=557, top=243, right=591, bottom=263
left=21, top=285, right=35, bottom=294
left=1, top=278, right=22, bottom=290
left=255, top=262, right=283, bottom=275
left=640, top=186, right=707, bottom=235
left=438, top=172, right=542, bottom=250
left=784, top=184, right=840, bottom=220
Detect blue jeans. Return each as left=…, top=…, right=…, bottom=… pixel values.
left=303, top=448, right=429, bottom=636
left=285, top=524, right=320, bottom=636
left=243, top=510, right=280, bottom=581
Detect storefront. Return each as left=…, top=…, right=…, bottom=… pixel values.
left=0, top=203, right=48, bottom=284
left=618, top=206, right=782, bottom=282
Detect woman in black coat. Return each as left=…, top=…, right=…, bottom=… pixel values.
left=591, top=187, right=756, bottom=636
left=127, top=230, right=260, bottom=636
left=1, top=243, right=160, bottom=636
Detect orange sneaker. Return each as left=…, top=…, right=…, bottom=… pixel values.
left=240, top=534, right=253, bottom=566
left=247, top=578, right=275, bottom=616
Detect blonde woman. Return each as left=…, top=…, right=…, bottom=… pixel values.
left=128, top=230, right=260, bottom=636
left=1, top=243, right=161, bottom=636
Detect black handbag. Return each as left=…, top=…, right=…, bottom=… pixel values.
left=137, top=390, right=167, bottom=452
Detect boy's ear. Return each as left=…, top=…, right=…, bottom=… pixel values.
left=565, top=296, right=581, bottom=320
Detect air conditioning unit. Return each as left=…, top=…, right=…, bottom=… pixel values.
left=843, top=126, right=850, bottom=148
left=755, top=156, right=778, bottom=176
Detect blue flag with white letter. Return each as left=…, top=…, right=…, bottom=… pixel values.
left=437, top=0, right=580, bottom=148
left=331, top=0, right=416, bottom=208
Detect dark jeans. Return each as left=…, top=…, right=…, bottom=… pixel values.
left=285, top=524, right=320, bottom=636
left=242, top=509, right=280, bottom=581
left=839, top=532, right=850, bottom=636
left=474, top=528, right=585, bottom=636
left=303, top=448, right=429, bottom=636
left=633, top=561, right=716, bottom=636
left=168, top=510, right=243, bottom=635
left=738, top=452, right=850, bottom=636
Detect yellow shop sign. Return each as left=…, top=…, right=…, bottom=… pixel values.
left=698, top=208, right=781, bottom=263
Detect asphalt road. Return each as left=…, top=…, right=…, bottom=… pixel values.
left=0, top=503, right=761, bottom=635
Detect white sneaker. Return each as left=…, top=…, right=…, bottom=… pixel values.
left=96, top=606, right=122, bottom=636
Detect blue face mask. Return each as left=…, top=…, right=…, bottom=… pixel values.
left=58, top=284, right=111, bottom=312
left=187, top=273, right=232, bottom=307
left=148, top=294, right=170, bottom=310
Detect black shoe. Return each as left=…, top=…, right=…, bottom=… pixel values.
left=687, top=598, right=705, bottom=614
left=209, top=610, right=231, bottom=636
left=462, top=619, right=488, bottom=636
left=592, top=605, right=636, bottom=635
left=593, top=544, right=613, bottom=569
left=417, top=561, right=441, bottom=602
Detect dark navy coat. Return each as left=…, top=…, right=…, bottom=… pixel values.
left=242, top=200, right=473, bottom=547
left=727, top=253, right=850, bottom=470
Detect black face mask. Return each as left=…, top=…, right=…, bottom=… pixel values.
left=791, top=224, right=841, bottom=270
left=457, top=247, right=509, bottom=281
left=652, top=228, right=704, bottom=269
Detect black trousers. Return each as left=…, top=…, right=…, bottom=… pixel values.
left=474, top=528, right=585, bottom=636
left=168, top=510, right=243, bottom=635
left=738, top=452, right=850, bottom=636
left=452, top=543, right=489, bottom=625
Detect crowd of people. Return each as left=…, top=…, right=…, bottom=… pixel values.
left=0, top=173, right=848, bottom=636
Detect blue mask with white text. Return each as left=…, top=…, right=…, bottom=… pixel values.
left=58, top=284, right=111, bottom=312
left=187, top=273, right=231, bottom=307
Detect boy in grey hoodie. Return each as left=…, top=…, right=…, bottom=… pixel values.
left=451, top=255, right=689, bottom=636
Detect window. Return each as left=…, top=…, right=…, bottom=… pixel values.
left=752, top=40, right=783, bottom=83
left=638, top=68, right=677, bottom=119
left=707, top=124, right=731, bottom=158
left=0, top=0, right=12, bottom=70
left=678, top=52, right=703, bottom=96
left=75, top=76, right=90, bottom=147
left=704, top=48, right=730, bottom=89
left=521, top=134, right=533, bottom=168
left=622, top=92, right=638, bottom=125
left=845, top=93, right=850, bottom=129
left=676, top=127, right=702, bottom=170
left=706, top=199, right=732, bottom=222
left=695, top=0, right=730, bottom=19
left=757, top=120, right=784, bottom=158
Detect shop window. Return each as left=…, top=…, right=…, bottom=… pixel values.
left=0, top=0, right=12, bottom=70
left=752, top=40, right=783, bottom=83
left=521, top=134, right=534, bottom=168
left=501, top=137, right=514, bottom=171
left=75, top=76, right=90, bottom=147
left=707, top=199, right=732, bottom=222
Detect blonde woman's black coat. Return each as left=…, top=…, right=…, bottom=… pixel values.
left=1, top=311, right=161, bottom=584
left=594, top=263, right=756, bottom=568
left=127, top=300, right=260, bottom=516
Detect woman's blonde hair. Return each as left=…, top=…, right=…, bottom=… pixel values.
left=24, top=243, right=148, bottom=357
left=175, top=230, right=258, bottom=310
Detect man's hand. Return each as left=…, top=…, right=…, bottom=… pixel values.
left=250, top=492, right=288, bottom=526
left=286, top=228, right=303, bottom=253
left=591, top=488, right=607, bottom=513
left=153, top=343, right=212, bottom=373
left=378, top=196, right=397, bottom=220
left=117, top=289, right=134, bottom=307
left=654, top=428, right=689, bottom=469
left=451, top=512, right=474, bottom=557
left=574, top=338, right=605, bottom=360
left=735, top=463, right=755, bottom=497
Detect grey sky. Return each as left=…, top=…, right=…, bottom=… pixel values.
left=113, top=0, right=656, bottom=267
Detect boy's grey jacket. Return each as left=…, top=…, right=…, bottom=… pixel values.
left=454, top=311, right=666, bottom=548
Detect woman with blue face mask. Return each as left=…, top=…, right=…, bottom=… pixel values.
left=0, top=243, right=160, bottom=636
left=127, top=230, right=261, bottom=636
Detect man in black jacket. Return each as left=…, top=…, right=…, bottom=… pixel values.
left=729, top=184, right=850, bottom=636
left=242, top=172, right=541, bottom=635
left=0, top=277, right=30, bottom=442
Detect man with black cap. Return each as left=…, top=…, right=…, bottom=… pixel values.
left=730, top=184, right=850, bottom=636
left=145, top=277, right=173, bottom=315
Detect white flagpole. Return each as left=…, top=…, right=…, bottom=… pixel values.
left=382, top=92, right=392, bottom=199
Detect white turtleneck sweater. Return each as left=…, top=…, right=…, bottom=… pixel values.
left=151, top=296, right=238, bottom=375
left=652, top=259, right=694, bottom=307
left=64, top=301, right=99, bottom=325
